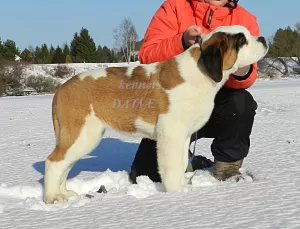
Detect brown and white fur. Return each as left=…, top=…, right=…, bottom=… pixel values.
left=43, top=25, right=268, bottom=204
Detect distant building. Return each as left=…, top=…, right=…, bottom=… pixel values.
left=22, top=87, right=37, bottom=95
left=15, top=55, right=22, bottom=62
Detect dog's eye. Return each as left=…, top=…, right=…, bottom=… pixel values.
left=238, top=36, right=246, bottom=45
left=234, top=33, right=247, bottom=51
left=237, top=33, right=247, bottom=46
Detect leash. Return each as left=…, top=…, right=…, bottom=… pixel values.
left=187, top=131, right=198, bottom=184
left=187, top=0, right=239, bottom=163
left=196, top=35, right=202, bottom=47
left=188, top=131, right=198, bottom=165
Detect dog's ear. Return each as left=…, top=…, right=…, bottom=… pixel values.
left=200, top=43, right=223, bottom=83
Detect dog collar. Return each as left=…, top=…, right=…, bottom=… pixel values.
left=197, top=35, right=202, bottom=46
left=196, top=35, right=203, bottom=50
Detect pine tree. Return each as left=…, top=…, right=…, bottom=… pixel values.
left=70, top=27, right=97, bottom=63
left=20, top=48, right=33, bottom=62
left=97, top=45, right=117, bottom=63
left=63, top=43, right=70, bottom=61
left=66, top=54, right=72, bottom=63
left=48, top=45, right=56, bottom=64
left=52, top=46, right=65, bottom=63
left=263, top=23, right=300, bottom=78
left=268, top=26, right=300, bottom=58
left=28, top=45, right=35, bottom=62
left=96, top=45, right=103, bottom=62
left=70, top=32, right=79, bottom=62
left=41, top=43, right=49, bottom=63
left=1, top=39, right=20, bottom=61
left=34, top=46, right=42, bottom=63
left=33, top=43, right=49, bottom=63
left=63, top=43, right=70, bottom=55
left=102, top=46, right=112, bottom=63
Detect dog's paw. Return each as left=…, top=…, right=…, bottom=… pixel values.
left=44, top=193, right=68, bottom=204
left=163, top=174, right=186, bottom=192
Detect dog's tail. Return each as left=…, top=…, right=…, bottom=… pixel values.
left=52, top=93, right=60, bottom=146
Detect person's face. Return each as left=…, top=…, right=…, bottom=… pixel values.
left=204, top=0, right=229, bottom=7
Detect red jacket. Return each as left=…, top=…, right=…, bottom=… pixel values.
left=139, top=0, right=260, bottom=89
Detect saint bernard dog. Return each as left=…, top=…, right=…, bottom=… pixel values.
left=43, top=25, right=268, bottom=204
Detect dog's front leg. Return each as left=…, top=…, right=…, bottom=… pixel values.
left=156, top=123, right=187, bottom=192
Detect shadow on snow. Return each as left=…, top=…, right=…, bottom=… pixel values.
left=32, top=137, right=139, bottom=184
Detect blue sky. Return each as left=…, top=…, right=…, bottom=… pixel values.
left=0, top=0, right=299, bottom=51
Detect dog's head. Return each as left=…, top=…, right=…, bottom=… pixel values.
left=199, top=25, right=269, bottom=82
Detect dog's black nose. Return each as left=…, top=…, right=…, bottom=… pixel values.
left=257, top=36, right=267, bottom=48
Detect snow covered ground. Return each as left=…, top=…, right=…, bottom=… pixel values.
left=0, top=78, right=300, bottom=228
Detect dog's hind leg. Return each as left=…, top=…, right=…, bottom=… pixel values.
left=156, top=121, right=187, bottom=192
left=59, top=162, right=77, bottom=198
left=44, top=111, right=105, bottom=204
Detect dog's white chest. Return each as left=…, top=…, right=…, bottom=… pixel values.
left=167, top=83, right=216, bottom=135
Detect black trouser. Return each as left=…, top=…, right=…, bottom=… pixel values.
left=130, top=87, right=258, bottom=182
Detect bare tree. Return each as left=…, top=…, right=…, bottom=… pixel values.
left=25, top=75, right=61, bottom=93
left=0, top=58, right=27, bottom=94
left=258, top=57, right=289, bottom=79
left=53, top=65, right=73, bottom=78
left=262, top=22, right=300, bottom=78
left=113, top=17, right=139, bottom=63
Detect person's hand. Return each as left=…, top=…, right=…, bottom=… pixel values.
left=183, top=25, right=205, bottom=47
left=233, top=65, right=251, bottom=76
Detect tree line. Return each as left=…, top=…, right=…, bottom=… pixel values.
left=267, top=23, right=300, bottom=58
left=1, top=21, right=299, bottom=65
left=259, top=22, right=300, bottom=78
left=0, top=17, right=141, bottom=64
left=0, top=18, right=142, bottom=96
left=1, top=19, right=300, bottom=96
